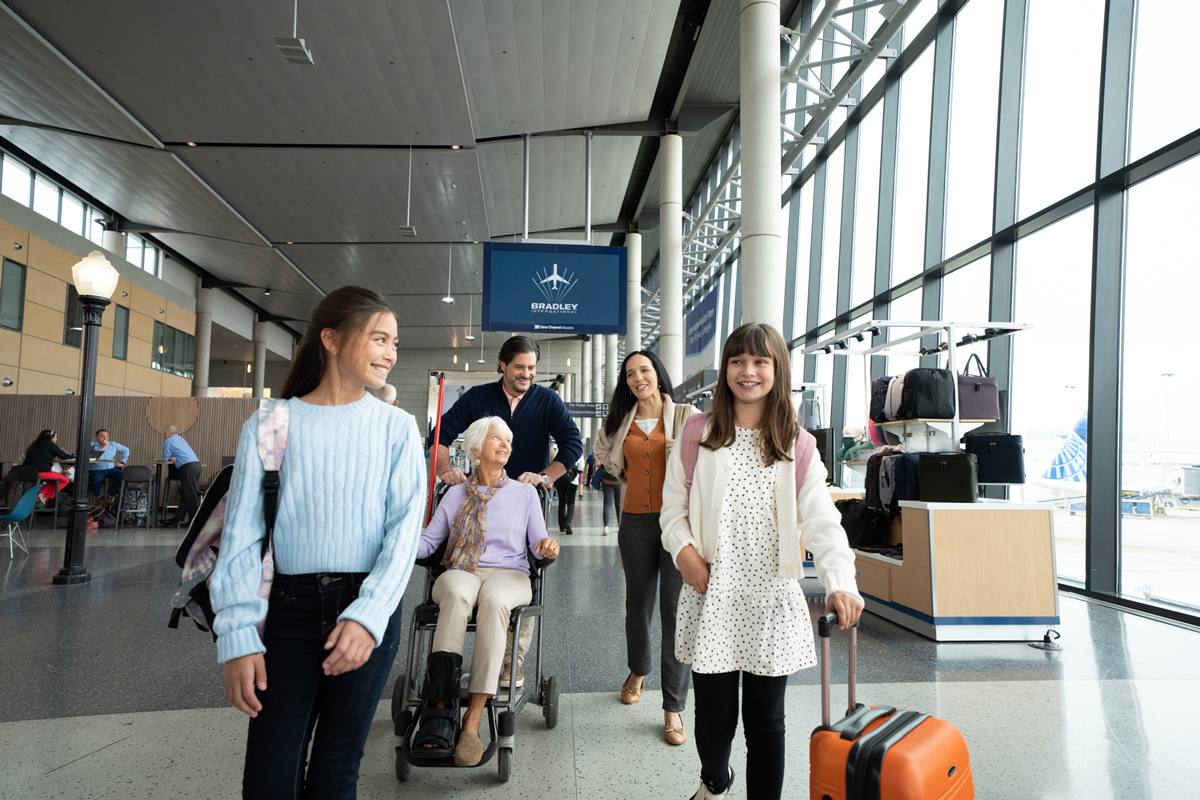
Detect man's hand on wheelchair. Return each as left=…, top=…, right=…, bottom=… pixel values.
left=439, top=469, right=467, bottom=486
left=535, top=537, right=560, bottom=559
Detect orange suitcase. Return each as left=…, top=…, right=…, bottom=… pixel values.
left=809, top=612, right=975, bottom=800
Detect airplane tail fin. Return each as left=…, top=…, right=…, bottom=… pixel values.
left=1042, top=412, right=1088, bottom=483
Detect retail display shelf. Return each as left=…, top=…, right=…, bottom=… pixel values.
left=852, top=548, right=903, bottom=566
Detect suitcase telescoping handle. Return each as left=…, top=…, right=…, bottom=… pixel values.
left=818, top=610, right=857, bottom=727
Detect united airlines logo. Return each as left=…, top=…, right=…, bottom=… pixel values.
left=531, top=263, right=579, bottom=313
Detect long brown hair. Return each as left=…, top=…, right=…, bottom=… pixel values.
left=701, top=323, right=797, bottom=466
left=280, top=286, right=396, bottom=399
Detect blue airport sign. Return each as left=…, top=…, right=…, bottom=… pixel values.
left=482, top=242, right=627, bottom=334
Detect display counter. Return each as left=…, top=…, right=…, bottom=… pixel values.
left=850, top=499, right=1059, bottom=641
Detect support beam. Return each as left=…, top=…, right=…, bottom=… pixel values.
left=626, top=233, right=643, bottom=353
left=252, top=319, right=267, bottom=399
left=192, top=287, right=213, bottom=398
left=581, top=337, right=592, bottom=445
left=659, top=134, right=685, bottom=381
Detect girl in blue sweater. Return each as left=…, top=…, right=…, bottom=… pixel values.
left=210, top=286, right=426, bottom=799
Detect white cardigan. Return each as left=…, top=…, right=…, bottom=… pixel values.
left=659, top=424, right=861, bottom=598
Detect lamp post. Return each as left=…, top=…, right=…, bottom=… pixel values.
left=53, top=251, right=119, bottom=586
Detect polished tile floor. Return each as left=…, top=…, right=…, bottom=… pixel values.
left=2, top=490, right=1198, bottom=798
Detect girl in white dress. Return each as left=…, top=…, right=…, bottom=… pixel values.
left=660, top=323, right=864, bottom=800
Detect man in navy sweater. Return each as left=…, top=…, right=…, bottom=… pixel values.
left=427, top=335, right=582, bottom=688
left=428, top=336, right=582, bottom=488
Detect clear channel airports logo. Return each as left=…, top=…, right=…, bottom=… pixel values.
left=531, top=263, right=579, bottom=313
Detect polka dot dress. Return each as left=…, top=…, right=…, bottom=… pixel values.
left=676, top=427, right=817, bottom=676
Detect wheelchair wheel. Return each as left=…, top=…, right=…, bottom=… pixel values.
left=542, top=675, right=560, bottom=729
left=498, top=747, right=513, bottom=782
left=395, top=740, right=412, bottom=782
left=390, top=674, right=407, bottom=725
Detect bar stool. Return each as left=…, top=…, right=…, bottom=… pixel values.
left=116, top=465, right=154, bottom=530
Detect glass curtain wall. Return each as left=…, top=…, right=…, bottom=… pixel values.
left=777, top=0, right=1199, bottom=624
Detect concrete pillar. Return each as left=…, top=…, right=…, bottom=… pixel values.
left=739, top=0, right=784, bottom=330
left=252, top=320, right=267, bottom=399
left=605, top=334, right=619, bottom=402
left=626, top=233, right=642, bottom=354
left=192, top=287, right=213, bottom=398
left=659, top=134, right=684, bottom=382
left=580, top=337, right=593, bottom=445
left=102, top=229, right=125, bottom=260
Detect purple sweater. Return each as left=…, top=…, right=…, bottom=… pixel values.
left=417, top=481, right=548, bottom=574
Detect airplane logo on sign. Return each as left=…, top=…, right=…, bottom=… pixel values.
left=533, top=263, right=578, bottom=303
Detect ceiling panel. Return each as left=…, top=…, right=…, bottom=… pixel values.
left=174, top=146, right=491, bottom=243
left=478, top=135, right=639, bottom=237
left=0, top=125, right=269, bottom=243
left=451, top=0, right=679, bottom=139
left=282, top=242, right=485, bottom=296
left=5, top=0, right=475, bottom=146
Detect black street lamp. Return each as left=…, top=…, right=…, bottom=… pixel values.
left=53, top=251, right=120, bottom=587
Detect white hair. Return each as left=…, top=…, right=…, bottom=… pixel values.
left=462, top=416, right=513, bottom=467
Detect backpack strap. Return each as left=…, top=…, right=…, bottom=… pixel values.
left=793, top=427, right=816, bottom=488
left=679, top=412, right=710, bottom=493
left=256, top=398, right=289, bottom=558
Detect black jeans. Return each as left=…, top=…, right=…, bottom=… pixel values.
left=555, top=480, right=577, bottom=530
left=618, top=511, right=688, bottom=712
left=691, top=670, right=789, bottom=799
left=171, top=461, right=202, bottom=522
left=243, top=572, right=402, bottom=800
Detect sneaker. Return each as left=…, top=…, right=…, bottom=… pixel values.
left=688, top=767, right=734, bottom=799
left=500, top=664, right=524, bottom=689
left=565, top=524, right=573, bottom=536
left=603, top=526, right=609, bottom=536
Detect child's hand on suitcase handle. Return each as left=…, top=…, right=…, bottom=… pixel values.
left=824, top=592, right=865, bottom=630
left=677, top=545, right=710, bottom=594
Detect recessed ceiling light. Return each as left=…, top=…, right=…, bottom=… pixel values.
left=442, top=296, right=454, bottom=304
left=465, top=334, right=475, bottom=341
left=186, top=142, right=197, bottom=147
left=451, top=145, right=461, bottom=150
left=264, top=287, right=271, bottom=296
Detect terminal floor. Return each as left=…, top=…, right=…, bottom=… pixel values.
left=1, top=491, right=1198, bottom=799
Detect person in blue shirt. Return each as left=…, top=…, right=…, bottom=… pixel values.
left=162, top=426, right=201, bottom=527
left=89, top=429, right=129, bottom=502
left=426, top=334, right=582, bottom=689
left=210, top=286, right=425, bottom=799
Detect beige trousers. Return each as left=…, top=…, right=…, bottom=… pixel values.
left=432, top=566, right=533, bottom=695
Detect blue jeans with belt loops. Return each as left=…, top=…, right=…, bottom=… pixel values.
left=242, top=572, right=402, bottom=800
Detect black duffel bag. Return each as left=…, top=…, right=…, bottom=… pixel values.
left=897, top=368, right=956, bottom=420
left=918, top=452, right=978, bottom=503
left=835, top=498, right=890, bottom=548
left=962, top=432, right=1025, bottom=484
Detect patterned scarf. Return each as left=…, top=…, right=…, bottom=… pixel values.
left=443, top=471, right=507, bottom=572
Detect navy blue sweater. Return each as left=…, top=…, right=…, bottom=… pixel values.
left=429, top=379, right=583, bottom=479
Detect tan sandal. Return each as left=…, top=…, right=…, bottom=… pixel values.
left=620, top=673, right=644, bottom=705
left=453, top=729, right=485, bottom=766
left=665, top=722, right=688, bottom=745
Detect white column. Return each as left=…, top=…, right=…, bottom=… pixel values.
left=102, top=229, right=125, bottom=260
left=659, top=134, right=684, bottom=382
left=591, top=334, right=603, bottom=404
left=252, top=320, right=267, bottom=399
left=192, top=287, right=213, bottom=398
left=739, top=0, right=784, bottom=330
left=580, top=337, right=593, bottom=445
left=626, top=232, right=642, bottom=354
left=605, top=334, right=619, bottom=402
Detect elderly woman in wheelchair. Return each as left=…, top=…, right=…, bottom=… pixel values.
left=413, top=416, right=560, bottom=766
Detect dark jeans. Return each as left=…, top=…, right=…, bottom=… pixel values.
left=691, top=670, right=788, bottom=800
left=89, top=466, right=122, bottom=498
left=555, top=480, right=577, bottom=530
left=618, top=511, right=688, bottom=712
left=169, top=461, right=202, bottom=522
left=243, top=572, right=402, bottom=800
left=602, top=483, right=621, bottom=526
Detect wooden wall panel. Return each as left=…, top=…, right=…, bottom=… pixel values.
left=0, top=395, right=257, bottom=488
left=24, top=268, right=65, bottom=310
left=21, top=302, right=63, bottom=342
left=20, top=336, right=79, bottom=376
left=0, top=328, right=20, bottom=367
left=27, top=235, right=76, bottom=283
left=2, top=220, right=29, bottom=263
left=894, top=509, right=934, bottom=615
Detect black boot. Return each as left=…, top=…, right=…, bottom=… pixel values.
left=412, top=651, right=463, bottom=758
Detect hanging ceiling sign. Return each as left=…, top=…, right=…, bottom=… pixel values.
left=482, top=242, right=627, bottom=334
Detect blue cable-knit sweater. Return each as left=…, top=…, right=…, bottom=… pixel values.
left=209, top=394, right=427, bottom=664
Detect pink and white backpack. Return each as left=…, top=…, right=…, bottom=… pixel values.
left=677, top=411, right=816, bottom=495
left=169, top=399, right=288, bottom=639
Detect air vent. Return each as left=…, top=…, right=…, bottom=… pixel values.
left=273, top=37, right=313, bottom=65
left=397, top=225, right=417, bottom=237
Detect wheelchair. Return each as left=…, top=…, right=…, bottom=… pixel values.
left=391, top=481, right=561, bottom=783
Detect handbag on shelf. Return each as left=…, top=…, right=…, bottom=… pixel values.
left=956, top=353, right=1000, bottom=421
left=918, top=452, right=978, bottom=503
left=962, top=432, right=1025, bottom=484
left=897, top=368, right=956, bottom=420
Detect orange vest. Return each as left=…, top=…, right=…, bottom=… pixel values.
left=621, top=416, right=667, bottom=514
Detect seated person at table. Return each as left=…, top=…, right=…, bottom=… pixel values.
left=22, top=430, right=72, bottom=508
left=413, top=416, right=560, bottom=767
left=88, top=429, right=129, bottom=502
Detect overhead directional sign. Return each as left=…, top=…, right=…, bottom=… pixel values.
left=565, top=402, right=610, bottom=418
left=482, top=242, right=627, bottom=334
